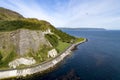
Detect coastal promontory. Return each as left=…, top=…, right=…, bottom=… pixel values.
left=0, top=7, right=86, bottom=79
left=0, top=7, right=79, bottom=69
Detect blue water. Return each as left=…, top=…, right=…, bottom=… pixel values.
left=32, top=30, right=120, bottom=80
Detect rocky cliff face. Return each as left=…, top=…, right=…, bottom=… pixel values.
left=0, top=29, right=52, bottom=56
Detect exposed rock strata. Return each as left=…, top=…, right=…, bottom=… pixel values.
left=0, top=29, right=52, bottom=55
left=9, top=57, right=36, bottom=68
left=48, top=49, right=57, bottom=58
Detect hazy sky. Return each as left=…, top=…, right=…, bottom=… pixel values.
left=0, top=0, right=120, bottom=29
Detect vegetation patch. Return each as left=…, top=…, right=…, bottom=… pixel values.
left=0, top=7, right=24, bottom=20
left=52, top=29, right=75, bottom=43
left=75, top=38, right=85, bottom=43
left=0, top=50, right=18, bottom=68
left=56, top=41, right=71, bottom=53
left=45, top=34, right=58, bottom=47
left=0, top=19, right=53, bottom=31
left=45, top=33, right=72, bottom=53
left=25, top=45, right=53, bottom=63
left=0, top=52, right=2, bottom=60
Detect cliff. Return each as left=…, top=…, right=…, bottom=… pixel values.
left=0, top=7, right=87, bottom=79
left=0, top=29, right=52, bottom=56
left=0, top=7, right=75, bottom=69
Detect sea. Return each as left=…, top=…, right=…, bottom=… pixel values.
left=28, top=30, right=120, bottom=80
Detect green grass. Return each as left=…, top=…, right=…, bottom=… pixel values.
left=25, top=45, right=53, bottom=63
left=0, top=7, right=24, bottom=20
left=0, top=50, right=18, bottom=68
left=0, top=52, right=2, bottom=61
left=45, top=34, right=58, bottom=47
left=0, top=17, right=75, bottom=43
left=56, top=38, right=85, bottom=53
left=56, top=41, right=71, bottom=53
left=0, top=18, right=53, bottom=31
left=52, top=29, right=75, bottom=43
left=75, top=38, right=85, bottom=43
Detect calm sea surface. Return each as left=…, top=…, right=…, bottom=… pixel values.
left=31, top=30, right=120, bottom=80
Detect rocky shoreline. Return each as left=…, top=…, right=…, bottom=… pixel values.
left=0, top=38, right=87, bottom=79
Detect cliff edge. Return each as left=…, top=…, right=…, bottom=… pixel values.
left=0, top=7, right=75, bottom=69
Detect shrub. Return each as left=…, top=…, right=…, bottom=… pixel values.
left=0, top=52, right=2, bottom=61
left=45, top=34, right=58, bottom=47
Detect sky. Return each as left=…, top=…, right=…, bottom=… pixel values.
left=0, top=0, right=120, bottom=30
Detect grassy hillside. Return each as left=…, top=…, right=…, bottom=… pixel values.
left=0, top=7, right=75, bottom=43
left=0, top=18, right=51, bottom=31
left=0, top=18, right=75, bottom=43
left=0, top=7, right=24, bottom=20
